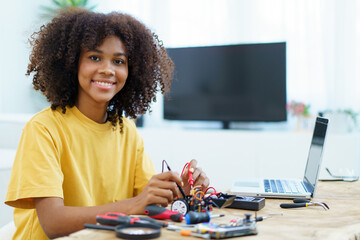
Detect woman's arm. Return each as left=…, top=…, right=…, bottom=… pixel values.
left=35, top=171, right=182, bottom=239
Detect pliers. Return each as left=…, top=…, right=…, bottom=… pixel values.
left=280, top=199, right=329, bottom=210
left=84, top=212, right=167, bottom=230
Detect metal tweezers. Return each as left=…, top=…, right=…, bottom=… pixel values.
left=280, top=199, right=330, bottom=210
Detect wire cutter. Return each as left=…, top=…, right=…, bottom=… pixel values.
left=280, top=199, right=329, bottom=210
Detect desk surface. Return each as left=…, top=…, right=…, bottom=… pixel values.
left=57, top=181, right=360, bottom=240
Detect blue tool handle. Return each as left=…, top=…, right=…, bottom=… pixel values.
left=280, top=203, right=307, bottom=208
left=185, top=211, right=211, bottom=224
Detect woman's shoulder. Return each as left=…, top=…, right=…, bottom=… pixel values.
left=25, top=107, right=63, bottom=129
left=121, top=117, right=137, bottom=131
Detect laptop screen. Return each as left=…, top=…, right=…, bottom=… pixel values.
left=303, top=117, right=328, bottom=193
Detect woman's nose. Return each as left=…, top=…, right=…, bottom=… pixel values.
left=99, top=62, right=115, bottom=76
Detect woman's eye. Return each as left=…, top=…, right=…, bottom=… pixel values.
left=114, top=59, right=125, bottom=65
left=89, top=56, right=100, bottom=61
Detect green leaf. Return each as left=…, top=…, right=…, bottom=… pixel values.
left=88, top=4, right=97, bottom=10
left=70, top=0, right=78, bottom=6
left=52, top=0, right=63, bottom=7
left=39, top=5, right=55, bottom=13
left=61, top=0, right=71, bottom=7
left=78, top=0, right=87, bottom=7
left=40, top=0, right=97, bottom=19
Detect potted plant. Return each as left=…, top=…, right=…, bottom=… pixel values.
left=40, top=0, right=97, bottom=19
left=287, top=100, right=313, bottom=131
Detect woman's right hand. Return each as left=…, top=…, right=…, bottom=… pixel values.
left=129, top=171, right=183, bottom=214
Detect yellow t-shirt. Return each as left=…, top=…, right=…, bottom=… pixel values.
left=5, top=106, right=156, bottom=240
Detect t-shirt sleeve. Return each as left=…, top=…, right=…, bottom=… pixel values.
left=5, top=120, right=64, bottom=209
left=132, top=129, right=156, bottom=196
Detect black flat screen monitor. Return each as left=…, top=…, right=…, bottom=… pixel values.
left=164, top=42, right=287, bottom=127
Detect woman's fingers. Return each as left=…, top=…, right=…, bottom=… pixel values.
left=147, top=188, right=174, bottom=206
left=155, top=171, right=183, bottom=186
left=191, top=167, right=209, bottom=189
left=186, top=159, right=210, bottom=189
left=147, top=172, right=183, bottom=200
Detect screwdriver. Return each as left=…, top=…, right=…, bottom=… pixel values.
left=185, top=211, right=224, bottom=224
left=145, top=205, right=184, bottom=222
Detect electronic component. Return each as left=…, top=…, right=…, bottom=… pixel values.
left=171, top=198, right=189, bottom=215
left=171, top=187, right=215, bottom=214
left=168, top=213, right=258, bottom=239
left=210, top=193, right=265, bottom=211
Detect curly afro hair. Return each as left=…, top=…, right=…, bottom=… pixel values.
left=27, top=7, right=174, bottom=130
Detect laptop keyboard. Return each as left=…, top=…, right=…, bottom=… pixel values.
left=264, top=179, right=306, bottom=194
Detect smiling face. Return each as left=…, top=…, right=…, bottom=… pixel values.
left=76, top=36, right=128, bottom=111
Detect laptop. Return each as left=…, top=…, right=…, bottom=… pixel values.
left=230, top=116, right=329, bottom=199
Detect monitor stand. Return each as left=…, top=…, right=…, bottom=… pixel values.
left=222, top=121, right=230, bottom=129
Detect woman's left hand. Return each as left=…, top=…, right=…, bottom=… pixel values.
left=181, top=159, right=210, bottom=195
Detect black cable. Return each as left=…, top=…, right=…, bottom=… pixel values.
left=162, top=160, right=186, bottom=198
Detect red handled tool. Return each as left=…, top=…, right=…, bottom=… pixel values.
left=145, top=205, right=184, bottom=222
left=188, top=167, right=194, bottom=188
left=95, top=212, right=168, bottom=227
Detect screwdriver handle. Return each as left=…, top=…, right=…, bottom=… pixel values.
left=145, top=205, right=184, bottom=222
left=185, top=211, right=210, bottom=224
left=280, top=203, right=307, bottom=208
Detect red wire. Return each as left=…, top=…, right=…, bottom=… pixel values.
left=180, top=162, right=190, bottom=177
left=208, top=192, right=218, bottom=196
left=204, top=187, right=217, bottom=195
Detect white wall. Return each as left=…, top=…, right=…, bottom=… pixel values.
left=0, top=0, right=49, bottom=114
left=0, top=114, right=32, bottom=227
left=0, top=151, right=15, bottom=228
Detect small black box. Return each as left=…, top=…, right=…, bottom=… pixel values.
left=211, top=194, right=265, bottom=211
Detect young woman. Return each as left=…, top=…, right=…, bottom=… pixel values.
left=5, top=8, right=209, bottom=239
